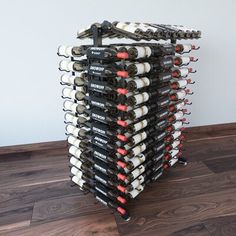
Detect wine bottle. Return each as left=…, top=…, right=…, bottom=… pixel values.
left=59, top=60, right=86, bottom=72
left=64, top=112, right=89, bottom=126
left=173, top=56, right=197, bottom=66
left=58, top=45, right=87, bottom=57
left=126, top=86, right=171, bottom=106
left=60, top=73, right=87, bottom=86
left=175, top=44, right=199, bottom=54
left=63, top=100, right=88, bottom=114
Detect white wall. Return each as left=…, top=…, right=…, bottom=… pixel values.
left=0, top=0, right=236, bottom=146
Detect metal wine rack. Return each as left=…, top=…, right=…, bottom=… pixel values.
left=58, top=21, right=201, bottom=220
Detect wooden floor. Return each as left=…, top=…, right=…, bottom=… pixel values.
left=0, top=123, right=236, bottom=236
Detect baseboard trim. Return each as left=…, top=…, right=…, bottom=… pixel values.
left=0, top=122, right=236, bottom=156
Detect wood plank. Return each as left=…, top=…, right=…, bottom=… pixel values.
left=183, top=136, right=236, bottom=162
left=0, top=149, right=70, bottom=190
left=162, top=161, right=213, bottom=180
left=128, top=170, right=236, bottom=206
left=185, top=122, right=236, bottom=141
left=0, top=206, right=33, bottom=229
left=0, top=162, right=69, bottom=190
left=0, top=180, right=81, bottom=214
left=115, top=188, right=236, bottom=236
left=31, top=193, right=111, bottom=224
left=169, top=223, right=210, bottom=236
left=0, top=149, right=68, bottom=175
left=0, top=140, right=67, bottom=155
left=204, top=215, right=236, bottom=236
left=203, top=155, right=236, bottom=173
left=0, top=212, right=119, bottom=236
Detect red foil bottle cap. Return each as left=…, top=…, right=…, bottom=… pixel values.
left=116, top=52, right=129, bottom=59
left=117, top=161, right=127, bottom=168
left=117, top=148, right=128, bottom=155
left=117, top=196, right=127, bottom=204
left=170, top=94, right=176, bottom=101
left=174, top=58, right=180, bottom=65
left=117, top=104, right=128, bottom=111
left=164, top=154, right=170, bottom=161
left=175, top=45, right=181, bottom=52
left=168, top=105, right=174, bottom=112
left=117, top=88, right=128, bottom=95
left=117, top=173, right=126, bottom=181
left=117, top=120, right=128, bottom=127
left=117, top=207, right=126, bottom=215
left=117, top=184, right=126, bottom=192
left=163, top=164, right=169, bottom=169
left=117, top=134, right=128, bottom=142
left=172, top=71, right=178, bottom=77
left=165, top=146, right=171, bottom=151
left=117, top=71, right=128, bottom=78
left=187, top=78, right=192, bottom=83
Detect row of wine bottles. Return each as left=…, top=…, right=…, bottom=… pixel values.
left=58, top=43, right=199, bottom=60
left=58, top=22, right=200, bottom=220
left=77, top=21, right=201, bottom=40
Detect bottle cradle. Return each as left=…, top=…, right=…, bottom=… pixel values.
left=58, top=21, right=200, bottom=221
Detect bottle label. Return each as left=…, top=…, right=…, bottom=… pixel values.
left=158, top=86, right=171, bottom=95
left=91, top=123, right=107, bottom=137
left=160, top=73, right=172, bottom=82
left=135, top=46, right=146, bottom=58
left=135, top=77, right=150, bottom=89
left=161, top=44, right=175, bottom=54
left=94, top=163, right=107, bottom=174
left=92, top=135, right=109, bottom=149
left=87, top=47, right=114, bottom=60
left=154, top=143, right=165, bottom=152
left=93, top=147, right=109, bottom=161
left=88, top=64, right=105, bottom=76
left=91, top=109, right=107, bottom=123
left=88, top=80, right=106, bottom=93
left=156, top=132, right=166, bottom=141
left=133, top=106, right=148, bottom=119
left=153, top=171, right=163, bottom=181
left=133, top=119, right=148, bottom=132
left=158, top=110, right=169, bottom=118
left=154, top=152, right=164, bottom=162
left=95, top=196, right=108, bottom=206
left=95, top=186, right=108, bottom=197
left=95, top=175, right=107, bottom=186
left=159, top=98, right=170, bottom=107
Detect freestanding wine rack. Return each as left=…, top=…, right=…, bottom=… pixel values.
left=58, top=21, right=201, bottom=220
